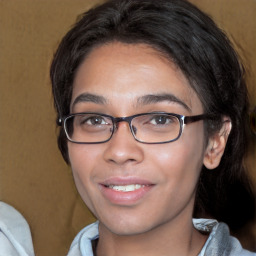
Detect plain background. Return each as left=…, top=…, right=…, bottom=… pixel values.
left=0, top=0, right=255, bottom=255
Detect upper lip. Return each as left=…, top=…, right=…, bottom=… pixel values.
left=100, top=177, right=154, bottom=186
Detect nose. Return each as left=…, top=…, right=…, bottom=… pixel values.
left=103, top=122, right=144, bottom=165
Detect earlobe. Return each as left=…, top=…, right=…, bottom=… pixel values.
left=203, top=117, right=232, bottom=170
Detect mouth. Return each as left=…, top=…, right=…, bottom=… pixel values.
left=99, top=178, right=154, bottom=205
left=104, top=184, right=149, bottom=192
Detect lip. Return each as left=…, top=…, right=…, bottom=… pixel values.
left=99, top=177, right=155, bottom=205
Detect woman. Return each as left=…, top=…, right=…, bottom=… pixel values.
left=50, top=0, right=256, bottom=255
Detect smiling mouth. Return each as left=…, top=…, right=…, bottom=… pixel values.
left=105, top=184, right=148, bottom=192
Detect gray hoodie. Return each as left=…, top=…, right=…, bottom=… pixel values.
left=67, top=219, right=256, bottom=256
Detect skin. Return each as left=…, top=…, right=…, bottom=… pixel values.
left=68, top=42, right=230, bottom=256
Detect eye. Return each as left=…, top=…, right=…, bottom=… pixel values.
left=150, top=115, right=174, bottom=125
left=81, top=115, right=108, bottom=126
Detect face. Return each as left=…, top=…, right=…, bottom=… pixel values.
left=68, top=42, right=207, bottom=236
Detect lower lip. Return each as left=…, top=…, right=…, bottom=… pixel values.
left=99, top=184, right=154, bottom=205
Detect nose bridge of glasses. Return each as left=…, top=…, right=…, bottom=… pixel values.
left=113, top=116, right=136, bottom=134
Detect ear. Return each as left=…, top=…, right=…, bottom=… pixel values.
left=203, top=117, right=232, bottom=169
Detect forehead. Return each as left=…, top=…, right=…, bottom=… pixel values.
left=71, top=42, right=203, bottom=114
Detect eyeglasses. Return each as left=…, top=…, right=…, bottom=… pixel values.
left=58, top=112, right=212, bottom=144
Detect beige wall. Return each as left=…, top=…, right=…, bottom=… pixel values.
left=0, top=1, right=255, bottom=255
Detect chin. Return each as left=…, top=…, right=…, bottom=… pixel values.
left=98, top=213, right=162, bottom=237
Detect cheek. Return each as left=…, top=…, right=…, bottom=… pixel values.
left=151, top=145, right=201, bottom=184
left=149, top=126, right=205, bottom=187
left=68, top=144, right=101, bottom=206
left=68, top=143, right=101, bottom=171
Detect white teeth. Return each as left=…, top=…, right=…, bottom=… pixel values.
left=108, top=184, right=144, bottom=192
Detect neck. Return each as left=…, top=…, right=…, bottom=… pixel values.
left=96, top=216, right=208, bottom=256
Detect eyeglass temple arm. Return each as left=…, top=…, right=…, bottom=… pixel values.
left=184, top=114, right=216, bottom=124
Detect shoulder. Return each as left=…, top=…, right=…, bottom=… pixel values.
left=0, top=202, right=35, bottom=256
left=67, top=221, right=99, bottom=256
left=194, top=218, right=256, bottom=256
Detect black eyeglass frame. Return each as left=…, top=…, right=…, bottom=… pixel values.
left=57, top=112, right=214, bottom=144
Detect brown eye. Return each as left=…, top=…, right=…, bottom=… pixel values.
left=80, top=115, right=107, bottom=126
left=149, top=115, right=175, bottom=125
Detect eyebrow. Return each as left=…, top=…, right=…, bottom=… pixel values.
left=137, top=93, right=191, bottom=111
left=72, top=92, right=191, bottom=112
left=72, top=93, right=107, bottom=109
